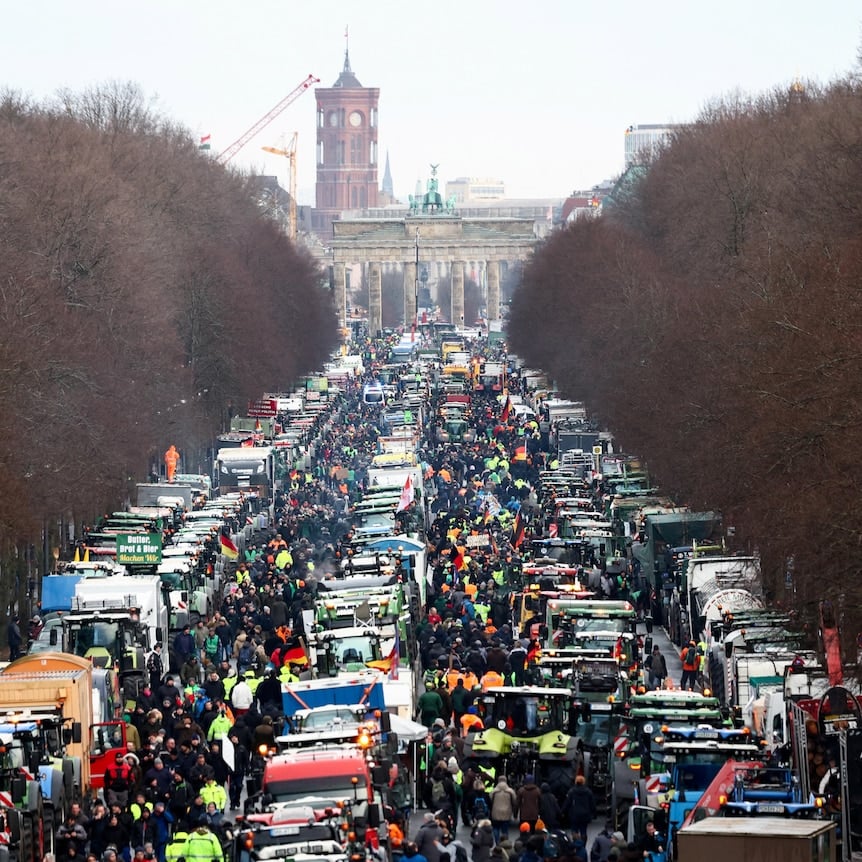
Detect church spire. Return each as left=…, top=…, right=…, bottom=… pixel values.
left=382, top=151, right=394, bottom=198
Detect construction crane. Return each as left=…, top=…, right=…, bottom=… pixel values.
left=262, top=133, right=298, bottom=240
left=217, top=74, right=318, bottom=165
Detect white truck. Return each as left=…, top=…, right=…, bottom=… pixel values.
left=215, top=446, right=275, bottom=494
left=685, top=555, right=763, bottom=643
left=57, top=574, right=171, bottom=707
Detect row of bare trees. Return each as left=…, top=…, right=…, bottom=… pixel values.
left=509, top=75, right=862, bottom=644
left=0, top=83, right=337, bottom=617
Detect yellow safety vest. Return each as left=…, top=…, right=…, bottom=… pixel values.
left=166, top=833, right=189, bottom=862
left=200, top=782, right=227, bottom=811
left=182, top=829, right=224, bottom=862
left=482, top=765, right=497, bottom=793
left=129, top=801, right=153, bottom=820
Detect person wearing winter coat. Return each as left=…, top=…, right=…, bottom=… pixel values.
left=562, top=776, right=596, bottom=841
left=414, top=813, right=445, bottom=862
left=588, top=824, right=616, bottom=862
left=644, top=647, right=667, bottom=691
left=489, top=776, right=518, bottom=844
left=470, top=819, right=495, bottom=862
left=516, top=776, right=542, bottom=830
left=538, top=783, right=562, bottom=831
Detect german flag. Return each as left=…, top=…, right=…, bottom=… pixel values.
left=500, top=397, right=512, bottom=423
left=451, top=548, right=468, bottom=572
left=512, top=444, right=528, bottom=462
left=281, top=636, right=308, bottom=666
left=220, top=534, right=239, bottom=560
left=512, top=512, right=525, bottom=549
left=366, top=634, right=399, bottom=678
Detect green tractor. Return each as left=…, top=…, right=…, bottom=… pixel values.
left=0, top=729, right=47, bottom=862
left=462, top=687, right=585, bottom=795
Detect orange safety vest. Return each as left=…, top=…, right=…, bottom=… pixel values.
left=388, top=823, right=404, bottom=849
left=481, top=670, right=504, bottom=692
left=460, top=712, right=484, bottom=737
left=462, top=671, right=479, bottom=691
left=446, top=670, right=465, bottom=692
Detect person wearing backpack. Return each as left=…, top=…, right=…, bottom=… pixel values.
left=680, top=641, right=699, bottom=691
left=425, top=765, right=456, bottom=816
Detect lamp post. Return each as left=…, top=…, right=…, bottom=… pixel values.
left=413, top=228, right=420, bottom=341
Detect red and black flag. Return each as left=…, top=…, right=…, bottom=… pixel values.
left=512, top=512, right=526, bottom=549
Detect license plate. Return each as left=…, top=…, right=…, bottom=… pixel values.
left=757, top=804, right=785, bottom=814
left=271, top=827, right=300, bottom=837
left=695, top=731, right=718, bottom=739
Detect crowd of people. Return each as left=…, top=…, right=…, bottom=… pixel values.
left=38, top=334, right=667, bottom=862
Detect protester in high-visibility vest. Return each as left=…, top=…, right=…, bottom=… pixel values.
left=181, top=825, right=224, bottom=862
left=481, top=669, right=504, bottom=692
left=165, top=831, right=189, bottom=862
left=460, top=706, right=484, bottom=737
left=200, top=777, right=227, bottom=812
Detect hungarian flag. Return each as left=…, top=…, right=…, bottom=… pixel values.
left=396, top=475, right=415, bottom=513
left=220, top=534, right=239, bottom=560
left=500, top=397, right=512, bottom=423
left=281, top=636, right=308, bottom=666
left=512, top=512, right=525, bottom=549
left=451, top=548, right=468, bottom=572
left=199, top=134, right=211, bottom=151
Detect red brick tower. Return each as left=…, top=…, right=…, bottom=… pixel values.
left=313, top=49, right=379, bottom=234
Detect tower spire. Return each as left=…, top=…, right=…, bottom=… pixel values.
left=382, top=151, right=394, bottom=198
left=344, top=25, right=351, bottom=73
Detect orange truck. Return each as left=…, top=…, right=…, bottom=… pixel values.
left=0, top=653, right=128, bottom=800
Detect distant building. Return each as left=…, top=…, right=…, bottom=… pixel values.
left=445, top=177, right=506, bottom=204
left=312, top=48, right=380, bottom=234
left=624, top=123, right=679, bottom=167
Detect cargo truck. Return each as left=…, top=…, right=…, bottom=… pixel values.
left=0, top=653, right=128, bottom=849
left=55, top=575, right=170, bottom=710
left=676, top=817, right=835, bottom=862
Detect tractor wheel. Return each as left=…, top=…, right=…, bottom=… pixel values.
left=26, top=782, right=40, bottom=813
left=63, top=757, right=77, bottom=806
left=20, top=815, right=34, bottom=862
left=42, top=804, right=55, bottom=856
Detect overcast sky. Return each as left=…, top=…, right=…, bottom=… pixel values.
left=3, top=1, right=860, bottom=203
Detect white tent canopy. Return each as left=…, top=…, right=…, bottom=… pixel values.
left=389, top=713, right=429, bottom=742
